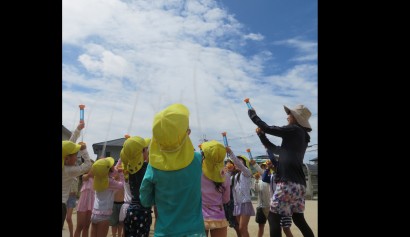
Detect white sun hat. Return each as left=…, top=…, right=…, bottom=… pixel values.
left=284, top=104, right=312, bottom=130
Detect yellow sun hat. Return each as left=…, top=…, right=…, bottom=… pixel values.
left=92, top=157, right=115, bottom=192
left=62, top=141, right=81, bottom=169
left=144, top=138, right=151, bottom=148
left=120, top=136, right=146, bottom=174
left=264, top=159, right=273, bottom=166
left=149, top=103, right=194, bottom=171
left=201, top=140, right=226, bottom=183
left=237, top=155, right=250, bottom=170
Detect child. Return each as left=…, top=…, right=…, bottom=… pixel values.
left=121, top=136, right=152, bottom=237
left=66, top=178, right=79, bottom=237
left=144, top=137, right=159, bottom=230
left=201, top=140, right=231, bottom=237
left=226, top=146, right=255, bottom=237
left=249, top=160, right=273, bottom=237
left=223, top=159, right=241, bottom=236
left=118, top=160, right=132, bottom=236
left=62, top=121, right=92, bottom=229
left=140, top=103, right=205, bottom=236
left=90, top=157, right=124, bottom=237
left=109, top=162, right=125, bottom=237
left=74, top=163, right=94, bottom=237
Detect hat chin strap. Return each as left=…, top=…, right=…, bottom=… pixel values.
left=158, top=133, right=189, bottom=153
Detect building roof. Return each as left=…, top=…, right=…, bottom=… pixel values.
left=62, top=125, right=72, bottom=138
left=92, top=138, right=126, bottom=154
left=93, top=138, right=126, bottom=146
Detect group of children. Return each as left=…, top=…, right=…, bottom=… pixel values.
left=62, top=102, right=315, bottom=237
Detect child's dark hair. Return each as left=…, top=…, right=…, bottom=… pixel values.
left=214, top=181, right=225, bottom=193
left=236, top=156, right=247, bottom=182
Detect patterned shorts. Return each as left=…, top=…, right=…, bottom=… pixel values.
left=280, top=216, right=292, bottom=228
left=270, top=181, right=306, bottom=217
left=124, top=203, right=152, bottom=237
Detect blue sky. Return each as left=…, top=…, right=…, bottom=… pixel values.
left=62, top=0, right=318, bottom=162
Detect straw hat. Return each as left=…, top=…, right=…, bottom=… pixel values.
left=284, top=104, right=312, bottom=130
left=92, top=157, right=115, bottom=192
left=201, top=140, right=226, bottom=183
left=62, top=141, right=81, bottom=169
left=149, top=103, right=194, bottom=171
left=120, top=136, right=146, bottom=174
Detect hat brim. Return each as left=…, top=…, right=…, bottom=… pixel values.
left=106, top=157, right=115, bottom=167
left=144, top=138, right=151, bottom=148
left=62, top=141, right=82, bottom=169
left=73, top=144, right=81, bottom=154
left=284, top=105, right=312, bottom=129
left=203, top=162, right=225, bottom=183
left=149, top=136, right=194, bottom=171
left=62, top=141, right=82, bottom=157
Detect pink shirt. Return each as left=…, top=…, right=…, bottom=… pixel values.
left=201, top=174, right=230, bottom=220
left=80, top=177, right=94, bottom=192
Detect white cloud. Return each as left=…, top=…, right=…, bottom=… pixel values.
left=244, top=33, right=264, bottom=41
left=274, top=38, right=317, bottom=62
left=78, top=44, right=129, bottom=78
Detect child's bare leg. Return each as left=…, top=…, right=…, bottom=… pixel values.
left=66, top=207, right=74, bottom=237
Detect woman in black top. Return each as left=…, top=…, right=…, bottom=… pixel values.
left=248, top=104, right=314, bottom=237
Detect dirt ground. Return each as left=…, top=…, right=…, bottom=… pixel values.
left=63, top=199, right=318, bottom=237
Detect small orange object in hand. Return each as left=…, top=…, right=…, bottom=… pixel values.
left=226, top=163, right=234, bottom=170
left=254, top=172, right=260, bottom=179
